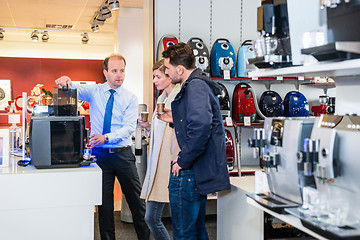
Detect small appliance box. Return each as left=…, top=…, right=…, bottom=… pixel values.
left=30, top=116, right=85, bottom=169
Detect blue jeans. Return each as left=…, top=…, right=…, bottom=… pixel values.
left=169, top=169, right=209, bottom=240
left=145, top=201, right=171, bottom=240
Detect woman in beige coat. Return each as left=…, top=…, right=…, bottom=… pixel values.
left=138, top=59, right=180, bottom=240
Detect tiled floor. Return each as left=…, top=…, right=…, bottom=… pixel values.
left=94, top=211, right=217, bottom=240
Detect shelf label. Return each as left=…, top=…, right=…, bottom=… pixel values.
left=244, top=117, right=251, bottom=126
left=223, top=70, right=231, bottom=80
left=8, top=114, right=21, bottom=124
left=225, top=117, right=233, bottom=126
left=276, top=76, right=283, bottom=81
left=298, top=76, right=305, bottom=81
left=252, top=77, right=258, bottom=80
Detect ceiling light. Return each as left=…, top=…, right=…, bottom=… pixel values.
left=95, top=14, right=106, bottom=25
left=81, top=33, right=89, bottom=44
left=99, top=5, right=112, bottom=19
left=31, top=30, right=39, bottom=42
left=41, top=31, right=49, bottom=42
left=91, top=24, right=100, bottom=33
left=0, top=28, right=4, bottom=40
left=109, top=0, right=120, bottom=10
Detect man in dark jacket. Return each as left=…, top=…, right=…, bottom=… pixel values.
left=159, top=42, right=231, bottom=240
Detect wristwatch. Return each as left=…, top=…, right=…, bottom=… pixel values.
left=104, top=134, right=109, bottom=143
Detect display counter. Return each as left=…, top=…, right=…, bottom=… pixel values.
left=217, top=176, right=263, bottom=239
left=217, top=175, right=327, bottom=240
left=0, top=157, right=102, bottom=240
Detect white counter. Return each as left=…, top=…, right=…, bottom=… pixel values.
left=217, top=176, right=263, bottom=240
left=0, top=158, right=102, bottom=240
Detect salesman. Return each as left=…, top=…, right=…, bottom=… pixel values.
left=55, top=53, right=150, bottom=240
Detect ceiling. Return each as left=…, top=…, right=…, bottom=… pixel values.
left=0, top=0, right=143, bottom=33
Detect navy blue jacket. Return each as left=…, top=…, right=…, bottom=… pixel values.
left=171, top=69, right=231, bottom=195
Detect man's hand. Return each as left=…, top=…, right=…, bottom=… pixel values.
left=55, top=76, right=72, bottom=87
left=172, top=160, right=182, bottom=176
left=137, top=117, right=151, bottom=131
left=89, top=134, right=106, bottom=148
left=157, top=107, right=173, bottom=123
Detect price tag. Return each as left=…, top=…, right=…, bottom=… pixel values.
left=244, top=116, right=251, bottom=126
left=223, top=70, right=231, bottom=80
left=252, top=77, right=258, bottom=80
left=276, top=76, right=283, bottom=81
left=225, top=117, right=233, bottom=126
left=8, top=114, right=21, bottom=124
left=298, top=76, right=305, bottom=81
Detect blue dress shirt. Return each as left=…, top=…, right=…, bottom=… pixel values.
left=74, top=82, right=138, bottom=148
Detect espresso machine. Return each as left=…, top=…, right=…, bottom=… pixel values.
left=311, top=95, right=335, bottom=116
left=286, top=115, right=360, bottom=239
left=30, top=87, right=88, bottom=169
left=247, top=117, right=316, bottom=213
left=301, top=0, right=360, bottom=61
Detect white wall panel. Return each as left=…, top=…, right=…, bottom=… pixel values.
left=180, top=0, right=211, bottom=46
left=155, top=0, right=261, bottom=55
left=212, top=0, right=243, bottom=52
left=154, top=0, right=179, bottom=45
left=117, top=8, right=144, bottom=103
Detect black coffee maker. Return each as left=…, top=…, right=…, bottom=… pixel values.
left=301, top=0, right=360, bottom=61
left=30, top=86, right=87, bottom=169
left=250, top=0, right=292, bottom=68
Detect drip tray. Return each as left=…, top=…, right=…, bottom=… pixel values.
left=301, top=41, right=360, bottom=62
left=246, top=192, right=300, bottom=214
left=286, top=207, right=360, bottom=240
left=248, top=55, right=292, bottom=69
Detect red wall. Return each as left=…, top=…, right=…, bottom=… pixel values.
left=0, top=57, right=105, bottom=99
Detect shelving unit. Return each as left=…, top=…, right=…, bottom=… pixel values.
left=236, top=122, right=264, bottom=127
left=248, top=58, right=360, bottom=78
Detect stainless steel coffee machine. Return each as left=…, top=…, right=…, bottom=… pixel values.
left=301, top=0, right=360, bottom=62
left=286, top=115, right=360, bottom=239
left=247, top=117, right=315, bottom=213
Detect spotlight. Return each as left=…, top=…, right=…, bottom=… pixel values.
left=31, top=30, right=39, bottom=42
left=91, top=24, right=100, bottom=33
left=109, top=0, right=120, bottom=10
left=41, top=31, right=49, bottom=42
left=81, top=33, right=89, bottom=44
left=99, top=5, right=112, bottom=19
left=0, top=28, right=4, bottom=40
left=95, top=14, right=106, bottom=25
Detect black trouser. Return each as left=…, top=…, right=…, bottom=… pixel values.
left=94, top=148, right=150, bottom=240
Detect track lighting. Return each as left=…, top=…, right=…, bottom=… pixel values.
left=109, top=0, right=120, bottom=10
left=95, top=14, right=106, bottom=25
left=31, top=30, right=39, bottom=42
left=99, top=4, right=112, bottom=19
left=91, top=24, right=100, bottom=33
left=0, top=28, right=4, bottom=40
left=81, top=33, right=89, bottom=44
left=90, top=0, right=119, bottom=32
left=41, top=31, right=49, bottom=42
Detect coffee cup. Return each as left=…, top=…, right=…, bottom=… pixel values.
left=140, top=112, right=149, bottom=122
left=157, top=103, right=165, bottom=114
left=83, top=148, right=92, bottom=160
